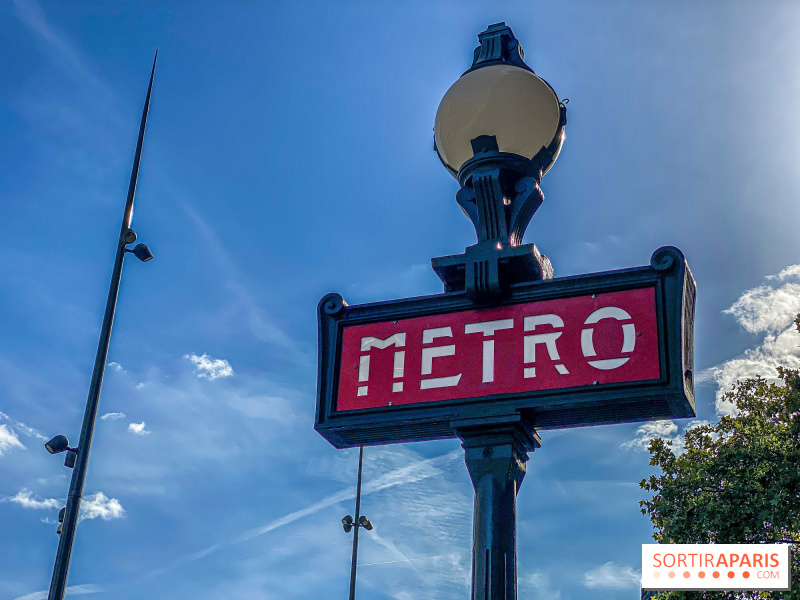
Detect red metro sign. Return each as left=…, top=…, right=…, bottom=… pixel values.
left=337, top=288, right=659, bottom=411
left=316, top=247, right=696, bottom=449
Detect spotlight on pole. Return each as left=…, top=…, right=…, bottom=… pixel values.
left=45, top=436, right=78, bottom=468
left=357, top=516, right=373, bottom=531
left=342, top=515, right=354, bottom=533
left=56, top=508, right=66, bottom=535
left=129, top=243, right=154, bottom=263
left=45, top=436, right=71, bottom=455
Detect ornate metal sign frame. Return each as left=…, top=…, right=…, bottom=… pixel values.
left=315, top=246, right=696, bottom=449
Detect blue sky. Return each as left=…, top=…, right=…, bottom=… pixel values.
left=2, top=1, right=800, bottom=599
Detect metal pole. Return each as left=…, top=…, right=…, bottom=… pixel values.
left=455, top=417, right=538, bottom=600
left=348, top=445, right=364, bottom=600
left=47, top=51, right=157, bottom=600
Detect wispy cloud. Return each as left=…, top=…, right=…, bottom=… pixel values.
left=767, top=265, right=800, bottom=281
left=358, top=555, right=446, bottom=567
left=13, top=583, right=104, bottom=600
left=181, top=203, right=308, bottom=362
left=2, top=488, right=59, bottom=510
left=2, top=489, right=123, bottom=521
left=620, top=419, right=710, bottom=454
left=13, top=421, right=48, bottom=440
left=234, top=449, right=461, bottom=545
left=184, top=353, right=234, bottom=380
left=128, top=421, right=151, bottom=436
left=519, top=571, right=562, bottom=600
left=583, top=561, right=641, bottom=588
left=145, top=448, right=463, bottom=579
left=700, top=264, right=800, bottom=416
left=108, top=362, right=125, bottom=373
left=100, top=412, right=126, bottom=421
left=13, top=0, right=111, bottom=97
left=352, top=263, right=440, bottom=302
left=80, top=492, right=125, bottom=521
left=723, top=278, right=800, bottom=334
left=0, top=423, right=25, bottom=456
left=0, top=411, right=48, bottom=449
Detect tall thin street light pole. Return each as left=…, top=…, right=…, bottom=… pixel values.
left=349, top=445, right=364, bottom=600
left=340, top=446, right=373, bottom=599
left=46, top=52, right=158, bottom=600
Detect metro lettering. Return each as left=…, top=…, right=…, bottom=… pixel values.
left=336, top=288, right=661, bottom=411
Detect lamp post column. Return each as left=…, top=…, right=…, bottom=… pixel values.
left=349, top=445, right=364, bottom=600
left=47, top=52, right=157, bottom=600
left=454, top=416, right=539, bottom=600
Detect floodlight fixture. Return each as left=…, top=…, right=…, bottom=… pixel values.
left=342, top=515, right=354, bottom=533
left=129, top=243, right=154, bottom=262
left=358, top=516, right=373, bottom=531
left=54, top=506, right=67, bottom=535
left=45, top=435, right=70, bottom=455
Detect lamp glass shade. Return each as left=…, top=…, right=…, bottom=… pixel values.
left=434, top=64, right=562, bottom=175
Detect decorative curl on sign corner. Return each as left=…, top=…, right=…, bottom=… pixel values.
left=321, top=293, right=347, bottom=315
left=650, top=246, right=683, bottom=272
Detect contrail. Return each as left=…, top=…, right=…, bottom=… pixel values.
left=146, top=448, right=462, bottom=577
left=233, top=447, right=461, bottom=545
left=13, top=583, right=104, bottom=600
left=19, top=448, right=464, bottom=596
left=358, top=556, right=445, bottom=567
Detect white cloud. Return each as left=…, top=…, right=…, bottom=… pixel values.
left=80, top=492, right=124, bottom=521
left=100, top=412, right=126, bottom=421
left=722, top=282, right=800, bottom=334
left=2, top=488, right=59, bottom=510
left=620, top=420, right=681, bottom=452
left=184, top=353, right=234, bottom=380
left=136, top=382, right=145, bottom=389
left=107, top=361, right=124, bottom=373
left=767, top=264, right=800, bottom=281
left=701, top=265, right=800, bottom=416
left=621, top=419, right=711, bottom=454
left=686, top=419, right=711, bottom=431
left=128, top=421, right=151, bottom=436
left=4, top=488, right=123, bottom=522
left=13, top=421, right=47, bottom=440
left=519, top=571, right=562, bottom=599
left=520, top=572, right=550, bottom=589
left=0, top=423, right=25, bottom=455
left=0, top=411, right=47, bottom=446
left=583, top=561, right=641, bottom=589
left=13, top=583, right=103, bottom=600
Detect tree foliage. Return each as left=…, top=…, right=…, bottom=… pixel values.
left=640, top=329, right=800, bottom=600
